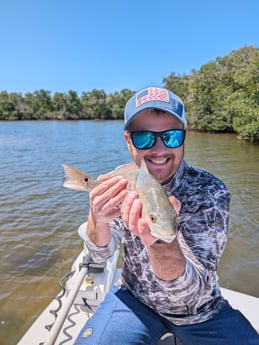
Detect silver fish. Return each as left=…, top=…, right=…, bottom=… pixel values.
left=62, top=162, right=177, bottom=242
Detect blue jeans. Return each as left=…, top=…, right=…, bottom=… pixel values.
left=75, top=286, right=259, bottom=345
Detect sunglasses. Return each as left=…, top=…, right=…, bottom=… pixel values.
left=130, top=129, right=186, bottom=150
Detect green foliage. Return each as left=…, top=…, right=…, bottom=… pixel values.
left=0, top=91, right=24, bottom=120
left=0, top=46, right=258, bottom=142
left=163, top=46, right=259, bottom=141
left=24, top=89, right=53, bottom=119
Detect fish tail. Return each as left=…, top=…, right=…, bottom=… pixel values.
left=62, top=164, right=98, bottom=191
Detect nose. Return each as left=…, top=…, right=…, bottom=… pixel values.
left=152, top=137, right=166, bottom=151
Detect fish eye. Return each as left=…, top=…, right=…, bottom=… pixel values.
left=150, top=214, right=157, bottom=223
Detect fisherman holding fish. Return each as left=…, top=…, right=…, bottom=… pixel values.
left=70, top=87, right=258, bottom=344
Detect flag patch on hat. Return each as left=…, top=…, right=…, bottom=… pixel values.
left=136, top=87, right=169, bottom=107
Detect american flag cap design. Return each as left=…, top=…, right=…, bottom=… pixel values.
left=124, top=87, right=187, bottom=130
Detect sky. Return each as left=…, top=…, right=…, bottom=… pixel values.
left=0, top=0, right=258, bottom=95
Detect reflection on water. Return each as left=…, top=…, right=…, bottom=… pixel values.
left=0, top=121, right=258, bottom=344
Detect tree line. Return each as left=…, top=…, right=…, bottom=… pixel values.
left=1, top=46, right=258, bottom=141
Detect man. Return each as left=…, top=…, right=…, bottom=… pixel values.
left=75, top=87, right=258, bottom=345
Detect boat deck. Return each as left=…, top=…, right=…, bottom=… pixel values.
left=18, top=249, right=259, bottom=345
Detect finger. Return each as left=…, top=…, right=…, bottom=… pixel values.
left=97, top=172, right=114, bottom=181
left=121, top=191, right=138, bottom=225
left=90, top=189, right=128, bottom=223
left=128, top=198, right=142, bottom=234
left=138, top=219, right=158, bottom=246
left=104, top=178, right=127, bottom=200
left=90, top=177, right=127, bottom=211
left=107, top=189, right=128, bottom=209
left=93, top=176, right=127, bottom=196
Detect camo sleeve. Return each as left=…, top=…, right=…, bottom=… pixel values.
left=174, top=166, right=230, bottom=272
left=118, top=161, right=231, bottom=325
left=81, top=220, right=124, bottom=263
left=150, top=183, right=230, bottom=325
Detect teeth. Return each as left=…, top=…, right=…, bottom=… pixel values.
left=150, top=158, right=167, bottom=165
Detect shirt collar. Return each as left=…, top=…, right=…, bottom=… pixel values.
left=163, top=160, right=187, bottom=194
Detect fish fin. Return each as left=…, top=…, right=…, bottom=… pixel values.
left=62, top=165, right=98, bottom=191
left=139, top=159, right=149, bottom=173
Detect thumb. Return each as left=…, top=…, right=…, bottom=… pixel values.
left=138, top=219, right=158, bottom=246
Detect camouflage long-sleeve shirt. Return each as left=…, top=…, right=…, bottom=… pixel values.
left=83, top=160, right=231, bottom=325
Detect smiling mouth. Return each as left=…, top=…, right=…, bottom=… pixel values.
left=147, top=157, right=169, bottom=165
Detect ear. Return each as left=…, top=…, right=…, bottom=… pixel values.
left=124, top=132, right=132, bottom=151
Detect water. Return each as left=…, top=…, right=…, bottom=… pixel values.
left=0, top=121, right=259, bottom=345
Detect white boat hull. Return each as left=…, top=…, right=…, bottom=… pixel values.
left=18, top=248, right=259, bottom=345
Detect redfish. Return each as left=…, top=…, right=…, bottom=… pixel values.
left=62, top=162, right=177, bottom=242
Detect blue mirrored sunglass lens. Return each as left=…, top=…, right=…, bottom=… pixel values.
left=131, top=130, right=185, bottom=149
left=162, top=130, right=184, bottom=147
left=131, top=132, right=155, bottom=149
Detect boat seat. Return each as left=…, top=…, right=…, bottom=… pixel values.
left=157, top=333, right=184, bottom=345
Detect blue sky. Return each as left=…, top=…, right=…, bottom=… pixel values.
left=0, top=0, right=258, bottom=95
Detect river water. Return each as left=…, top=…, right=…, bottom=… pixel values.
left=0, top=120, right=259, bottom=345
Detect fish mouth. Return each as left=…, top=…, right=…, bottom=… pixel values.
left=150, top=228, right=177, bottom=243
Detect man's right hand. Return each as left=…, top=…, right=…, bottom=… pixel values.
left=89, top=175, right=128, bottom=224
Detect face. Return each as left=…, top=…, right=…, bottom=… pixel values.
left=124, top=110, right=185, bottom=184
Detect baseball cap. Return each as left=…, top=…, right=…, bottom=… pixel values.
left=124, top=86, right=187, bottom=130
